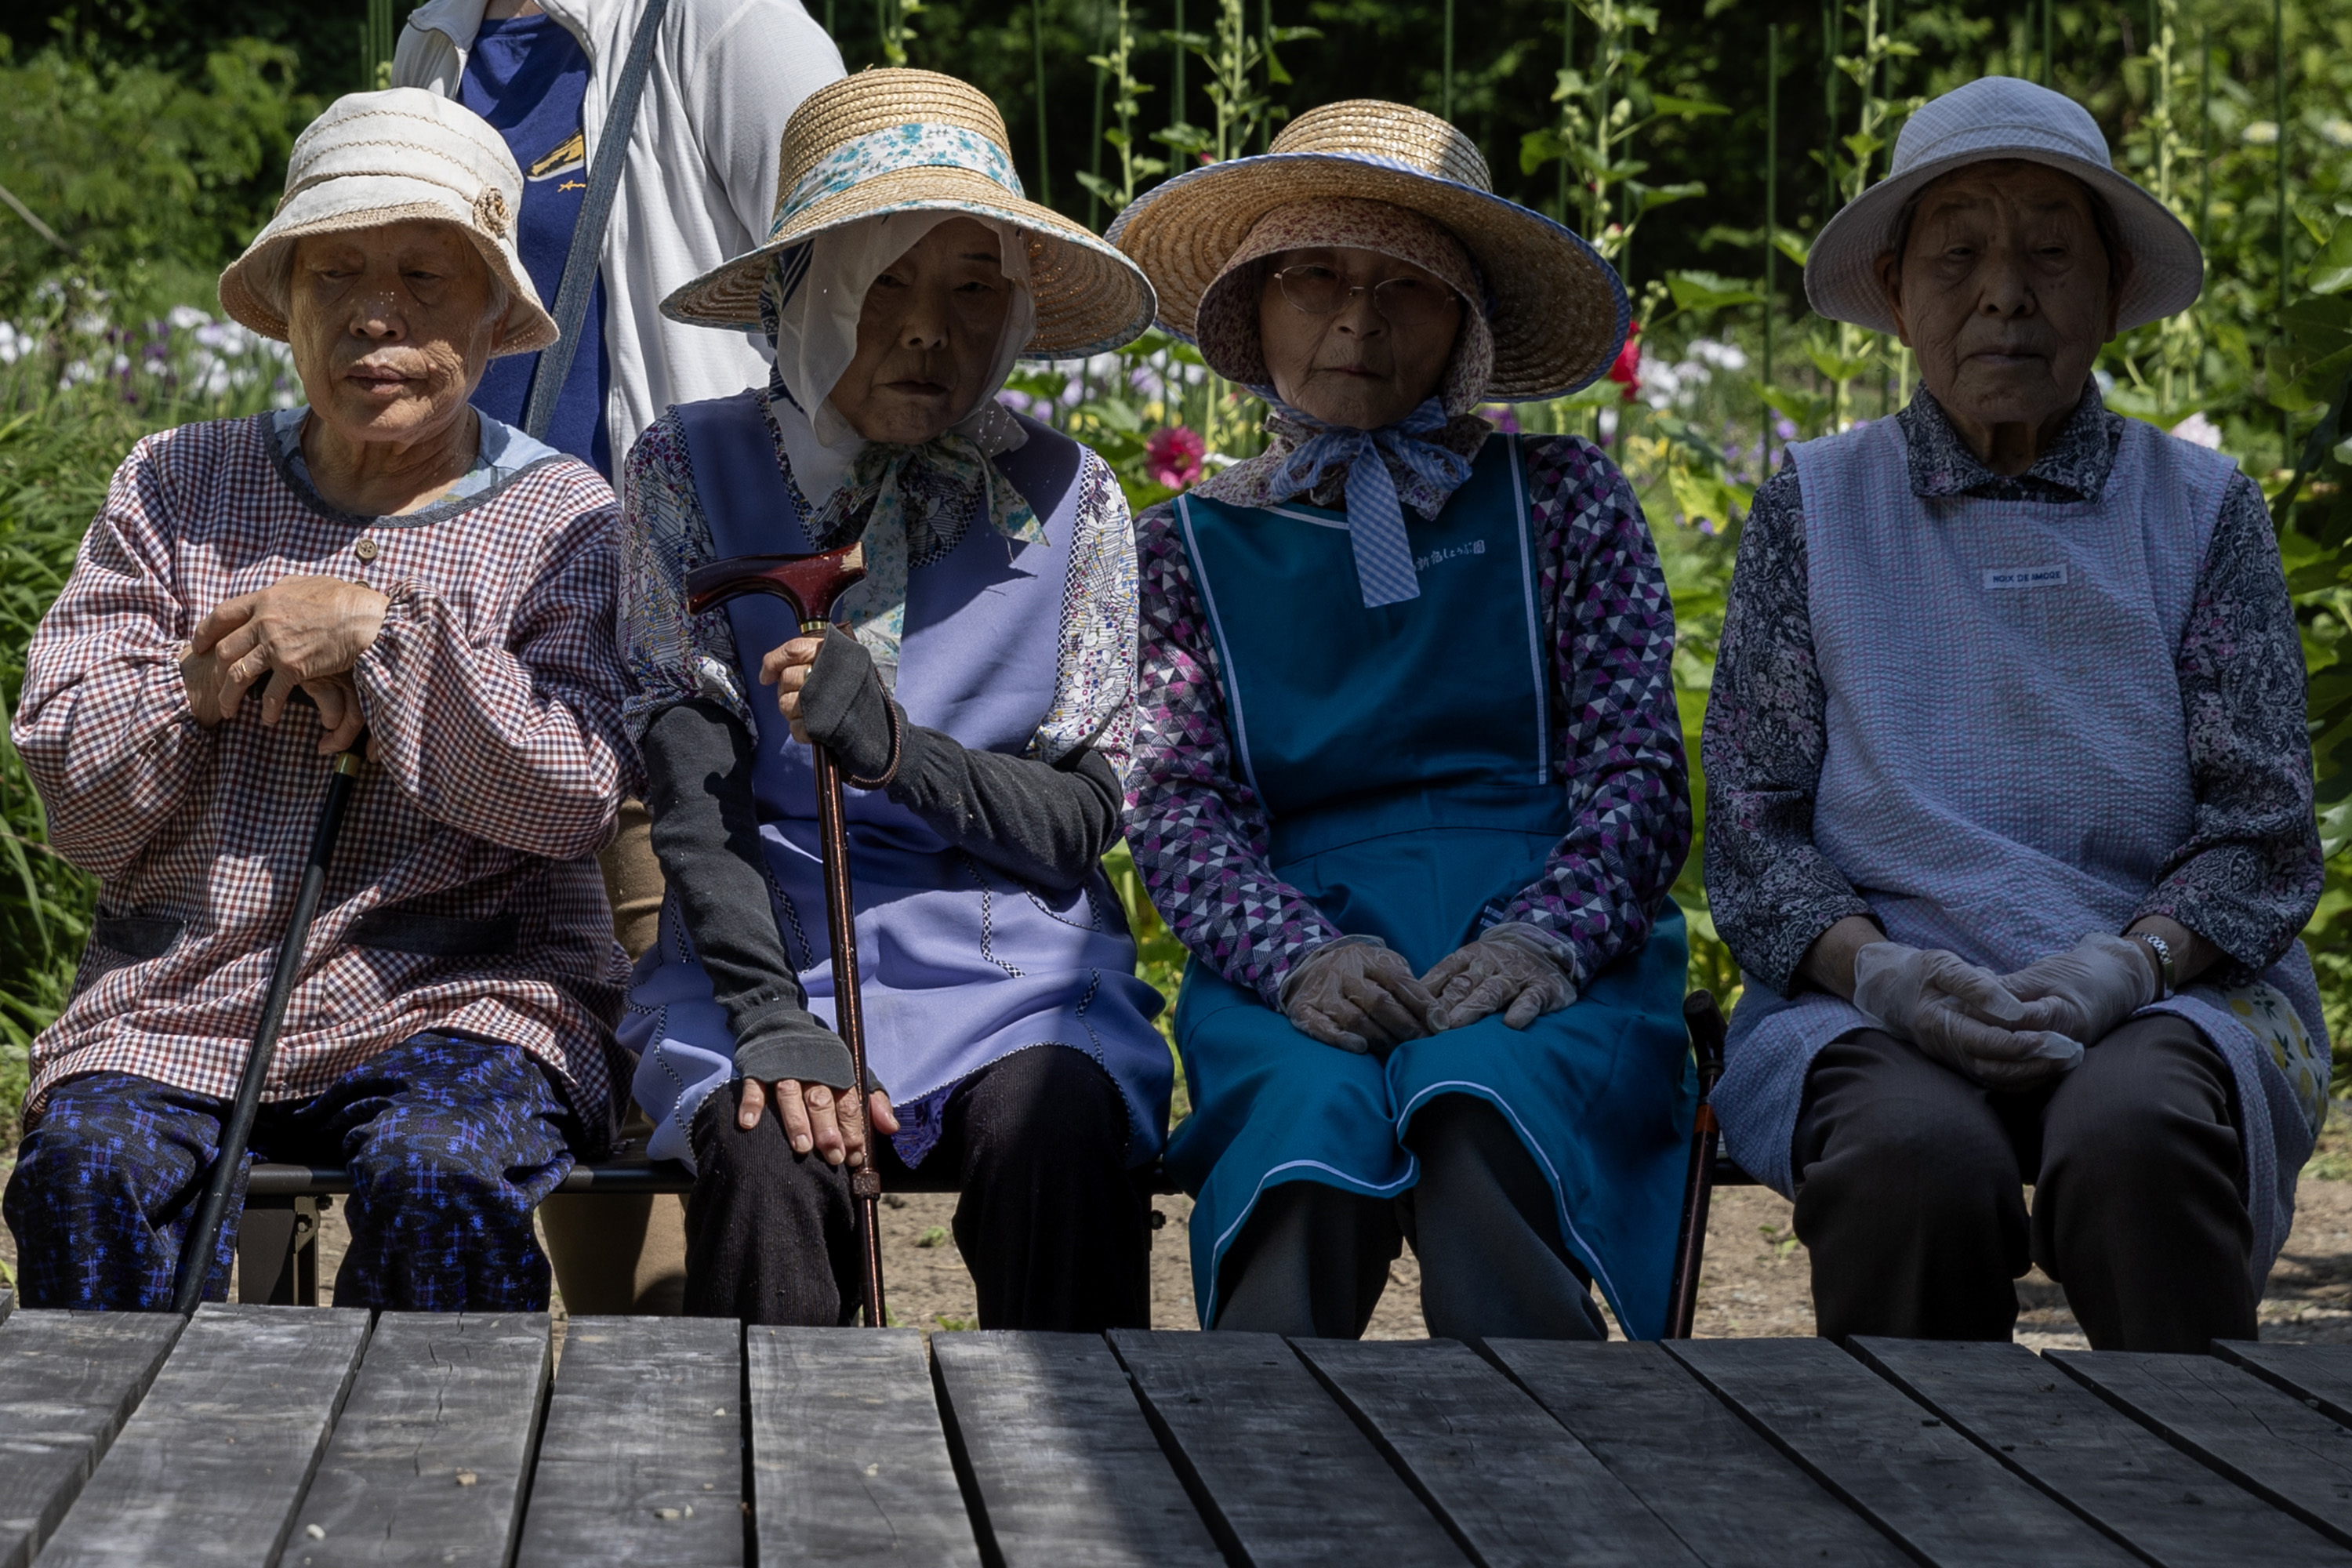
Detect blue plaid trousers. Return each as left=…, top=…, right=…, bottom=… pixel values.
left=2, top=1033, right=576, bottom=1311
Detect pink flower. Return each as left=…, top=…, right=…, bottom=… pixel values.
left=1145, top=425, right=1206, bottom=489
left=1607, top=323, right=1642, bottom=404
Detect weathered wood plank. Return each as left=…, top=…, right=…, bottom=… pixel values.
left=1294, top=1338, right=1702, bottom=1568
left=930, top=1330, right=1219, bottom=1568
left=2214, top=1341, right=2352, bottom=1433
left=2052, top=1349, right=2352, bottom=1548
left=36, top=1303, right=370, bottom=1568
left=1108, top=1328, right=1465, bottom=1566
left=0, top=1310, right=185, bottom=1568
left=1488, top=1338, right=1911, bottom=1568
left=515, top=1317, right=744, bottom=1568
left=1669, top=1337, right=2136, bottom=1567
left=290, top=1312, right=552, bottom=1566
left=1858, top=1337, right=2350, bottom=1567
left=748, top=1326, right=980, bottom=1568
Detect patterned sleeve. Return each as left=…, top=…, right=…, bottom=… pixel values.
left=2135, top=470, right=2325, bottom=977
left=355, top=465, right=637, bottom=860
left=1699, top=464, right=1875, bottom=993
left=616, top=412, right=757, bottom=746
left=1033, top=451, right=1138, bottom=779
left=1124, top=499, right=1347, bottom=1008
left=1490, top=436, right=1693, bottom=984
left=13, top=433, right=212, bottom=879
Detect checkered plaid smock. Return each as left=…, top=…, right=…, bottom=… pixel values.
left=13, top=411, right=637, bottom=1142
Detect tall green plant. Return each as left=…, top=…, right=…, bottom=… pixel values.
left=1077, top=0, right=1167, bottom=214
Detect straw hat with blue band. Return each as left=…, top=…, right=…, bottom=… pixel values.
left=662, top=70, right=1156, bottom=358
left=1105, top=100, right=1629, bottom=400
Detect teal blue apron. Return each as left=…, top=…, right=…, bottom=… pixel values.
left=1163, top=435, right=1693, bottom=1338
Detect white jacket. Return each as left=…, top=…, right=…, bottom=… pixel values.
left=394, top=0, right=844, bottom=463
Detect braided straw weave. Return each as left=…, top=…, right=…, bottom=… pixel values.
left=664, top=70, right=1156, bottom=359
left=1105, top=100, right=1628, bottom=399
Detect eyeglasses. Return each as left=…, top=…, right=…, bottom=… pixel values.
left=1271, top=264, right=1460, bottom=330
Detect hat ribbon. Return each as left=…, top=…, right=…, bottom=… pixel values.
left=1262, top=396, right=1471, bottom=608
left=775, top=123, right=1026, bottom=240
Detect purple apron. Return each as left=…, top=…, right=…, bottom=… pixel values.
left=620, top=391, right=1171, bottom=1171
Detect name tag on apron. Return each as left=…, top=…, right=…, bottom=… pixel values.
left=1982, top=564, right=2068, bottom=590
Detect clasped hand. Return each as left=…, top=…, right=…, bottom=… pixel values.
left=1853, top=932, right=2156, bottom=1091
left=182, top=575, right=389, bottom=755
left=1282, top=933, right=1578, bottom=1054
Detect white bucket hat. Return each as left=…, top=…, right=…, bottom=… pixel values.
left=1806, top=75, right=2203, bottom=336
left=218, top=88, right=557, bottom=357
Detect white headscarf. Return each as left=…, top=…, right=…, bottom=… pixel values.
left=760, top=210, right=1038, bottom=512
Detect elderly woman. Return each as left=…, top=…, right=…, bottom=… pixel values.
left=1111, top=101, right=1693, bottom=1341
left=619, top=71, right=1171, bottom=1330
left=1704, top=77, right=2329, bottom=1352
left=0, top=89, right=634, bottom=1312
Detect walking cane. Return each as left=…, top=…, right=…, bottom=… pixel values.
left=685, top=541, right=888, bottom=1329
left=169, top=728, right=367, bottom=1315
left=1663, top=989, right=1729, bottom=1339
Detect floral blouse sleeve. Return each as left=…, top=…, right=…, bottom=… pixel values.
left=2137, top=471, right=2325, bottom=980
left=1698, top=466, right=1875, bottom=993
left=1124, top=434, right=1695, bottom=1008
left=1493, top=436, right=1693, bottom=986
left=1127, top=499, right=1348, bottom=1008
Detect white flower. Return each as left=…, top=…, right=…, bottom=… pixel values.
left=2320, top=118, right=2352, bottom=149
left=168, top=304, right=211, bottom=331
left=2242, top=121, right=2281, bottom=146
left=1689, top=337, right=1749, bottom=372
left=2169, top=411, right=2223, bottom=449
left=0, top=321, right=29, bottom=364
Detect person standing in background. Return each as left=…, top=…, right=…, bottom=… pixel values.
left=395, top=0, right=845, bottom=1312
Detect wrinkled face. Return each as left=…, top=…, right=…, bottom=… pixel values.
left=285, top=220, right=506, bottom=446
left=830, top=217, right=1017, bottom=445
left=1879, top=161, right=2126, bottom=439
left=1257, top=245, right=1463, bottom=430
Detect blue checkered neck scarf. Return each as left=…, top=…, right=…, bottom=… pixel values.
left=1258, top=396, right=1477, bottom=608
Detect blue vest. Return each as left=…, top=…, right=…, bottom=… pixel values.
left=1163, top=435, right=1694, bottom=1335
left=619, top=392, right=1171, bottom=1170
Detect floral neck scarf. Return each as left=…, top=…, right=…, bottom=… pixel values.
left=1250, top=397, right=1475, bottom=607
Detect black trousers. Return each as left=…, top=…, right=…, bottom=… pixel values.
left=684, top=1044, right=1150, bottom=1330
left=1214, top=1094, right=1608, bottom=1341
left=1793, top=1013, right=2254, bottom=1351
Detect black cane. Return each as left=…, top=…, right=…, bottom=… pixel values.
left=168, top=738, right=365, bottom=1314
left=1664, top=989, right=1728, bottom=1340
left=685, top=542, right=888, bottom=1328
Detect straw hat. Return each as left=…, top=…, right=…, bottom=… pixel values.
left=665, top=70, right=1156, bottom=358
left=1806, top=75, right=2203, bottom=334
left=219, top=88, right=557, bottom=356
left=1105, top=100, right=1628, bottom=400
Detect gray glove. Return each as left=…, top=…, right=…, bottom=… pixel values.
left=1853, top=941, right=2081, bottom=1091
left=1423, top=929, right=1577, bottom=1031
left=1282, top=939, right=1437, bottom=1054
left=1994, top=932, right=2158, bottom=1049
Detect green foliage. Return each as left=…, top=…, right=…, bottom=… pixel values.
left=0, top=34, right=314, bottom=316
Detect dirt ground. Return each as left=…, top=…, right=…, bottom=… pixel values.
left=12, top=1133, right=2352, bottom=1345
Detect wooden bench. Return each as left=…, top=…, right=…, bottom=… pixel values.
left=9, top=1305, right=2352, bottom=1567
left=235, top=1145, right=1755, bottom=1307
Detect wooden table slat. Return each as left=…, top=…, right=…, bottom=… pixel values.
left=2213, top=1341, right=2352, bottom=1433
left=517, top=1316, right=746, bottom=1568
left=290, top=1312, right=553, bottom=1566
left=748, top=1326, right=980, bottom=1568
left=35, top=1303, right=371, bottom=1568
left=1488, top=1338, right=1911, bottom=1568
left=1293, top=1338, right=1702, bottom=1568
left=2050, top=1349, right=2352, bottom=1550
left=930, top=1330, right=1221, bottom=1568
left=1108, top=1328, right=1466, bottom=1567
left=0, top=1310, right=185, bottom=1568
left=1857, top=1338, right=2352, bottom=1568
left=1669, top=1338, right=2137, bottom=1567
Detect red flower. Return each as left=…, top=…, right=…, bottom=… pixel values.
left=1607, top=322, right=1642, bottom=403
left=1145, top=425, right=1206, bottom=489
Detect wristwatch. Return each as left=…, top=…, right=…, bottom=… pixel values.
left=2131, top=930, right=2175, bottom=1000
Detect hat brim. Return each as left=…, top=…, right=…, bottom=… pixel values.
left=217, top=180, right=558, bottom=358
left=1805, top=146, right=2204, bottom=334
left=662, top=168, right=1159, bottom=361
left=1105, top=151, right=1628, bottom=400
